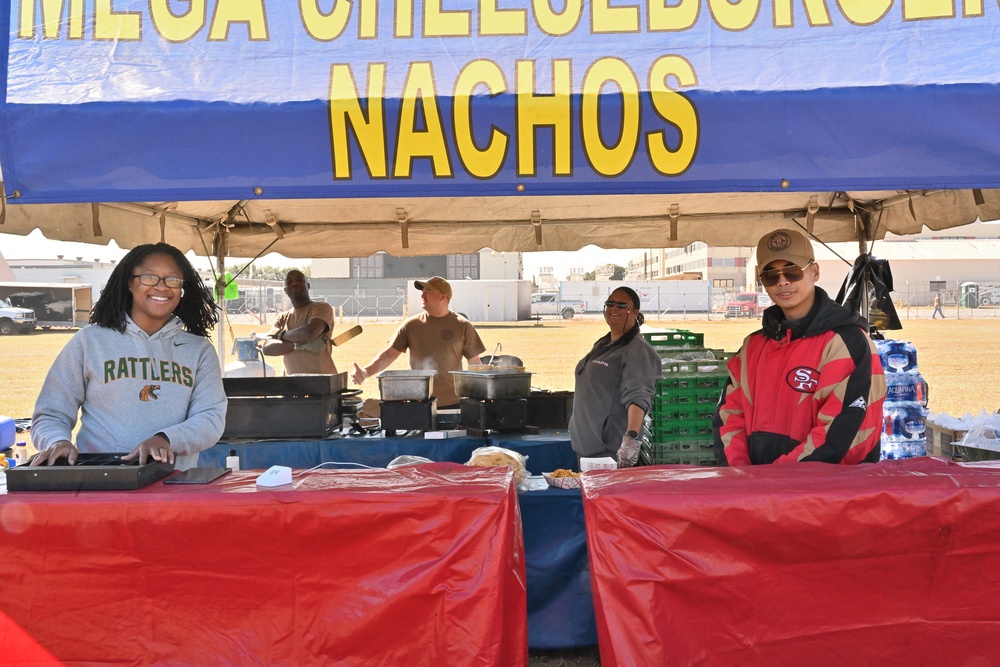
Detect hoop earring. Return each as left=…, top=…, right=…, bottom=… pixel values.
left=180, top=288, right=185, bottom=298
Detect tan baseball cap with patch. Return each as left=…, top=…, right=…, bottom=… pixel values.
left=756, top=228, right=815, bottom=270
left=414, top=276, right=452, bottom=299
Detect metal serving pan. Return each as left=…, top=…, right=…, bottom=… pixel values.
left=377, top=370, right=437, bottom=401
left=450, top=370, right=533, bottom=400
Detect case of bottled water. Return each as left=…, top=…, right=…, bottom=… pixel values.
left=879, top=339, right=928, bottom=460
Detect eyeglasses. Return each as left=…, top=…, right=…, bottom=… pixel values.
left=759, top=261, right=815, bottom=287
left=133, top=274, right=184, bottom=289
left=604, top=300, right=631, bottom=310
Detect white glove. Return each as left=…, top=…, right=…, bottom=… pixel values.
left=293, top=336, right=329, bottom=354
left=617, top=433, right=641, bottom=468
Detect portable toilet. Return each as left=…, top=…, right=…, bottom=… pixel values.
left=960, top=282, right=980, bottom=309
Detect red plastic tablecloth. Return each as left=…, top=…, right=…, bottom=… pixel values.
left=0, top=463, right=526, bottom=666
left=582, top=458, right=1000, bottom=666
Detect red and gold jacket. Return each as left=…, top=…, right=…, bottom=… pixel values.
left=713, top=288, right=887, bottom=466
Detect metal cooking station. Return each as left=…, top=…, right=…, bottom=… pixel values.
left=218, top=361, right=571, bottom=440
left=222, top=372, right=358, bottom=439
left=376, top=369, right=439, bottom=436
left=452, top=369, right=534, bottom=435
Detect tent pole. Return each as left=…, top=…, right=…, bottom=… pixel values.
left=216, top=252, right=226, bottom=370
left=855, top=212, right=871, bottom=326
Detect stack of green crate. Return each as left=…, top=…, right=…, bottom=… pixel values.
left=639, top=331, right=730, bottom=466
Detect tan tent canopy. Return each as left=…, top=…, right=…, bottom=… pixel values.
left=4, top=189, right=998, bottom=259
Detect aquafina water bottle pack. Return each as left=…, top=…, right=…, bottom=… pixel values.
left=876, top=339, right=928, bottom=460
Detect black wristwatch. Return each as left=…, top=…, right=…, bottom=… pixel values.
left=626, top=430, right=638, bottom=439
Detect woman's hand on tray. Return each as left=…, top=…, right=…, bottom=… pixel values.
left=121, top=433, right=175, bottom=466
left=29, top=439, right=78, bottom=466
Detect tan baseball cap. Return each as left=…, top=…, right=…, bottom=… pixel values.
left=756, top=228, right=815, bottom=271
left=414, top=276, right=452, bottom=299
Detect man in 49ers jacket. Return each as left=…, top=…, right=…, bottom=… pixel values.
left=713, top=228, right=887, bottom=466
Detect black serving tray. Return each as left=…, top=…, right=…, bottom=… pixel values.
left=6, top=453, right=175, bottom=492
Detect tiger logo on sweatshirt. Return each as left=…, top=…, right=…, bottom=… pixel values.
left=139, top=385, right=161, bottom=401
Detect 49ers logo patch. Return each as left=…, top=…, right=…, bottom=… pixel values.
left=786, top=367, right=819, bottom=392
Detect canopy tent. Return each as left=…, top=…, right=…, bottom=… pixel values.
left=3, top=191, right=1000, bottom=259
left=2, top=2, right=1000, bottom=257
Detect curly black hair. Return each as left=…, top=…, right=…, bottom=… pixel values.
left=90, top=243, right=219, bottom=337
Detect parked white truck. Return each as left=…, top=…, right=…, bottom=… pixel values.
left=0, top=296, right=37, bottom=335
left=0, top=283, right=92, bottom=329
left=530, top=292, right=587, bottom=319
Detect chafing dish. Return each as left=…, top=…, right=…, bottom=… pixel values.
left=377, top=370, right=437, bottom=401
left=450, top=370, right=533, bottom=400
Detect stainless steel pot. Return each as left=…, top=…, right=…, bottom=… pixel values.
left=377, top=370, right=437, bottom=401
left=450, top=370, right=533, bottom=399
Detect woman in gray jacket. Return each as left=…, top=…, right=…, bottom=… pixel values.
left=30, top=243, right=227, bottom=471
left=569, top=286, right=661, bottom=467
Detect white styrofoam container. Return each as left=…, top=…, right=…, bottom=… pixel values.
left=580, top=456, right=617, bottom=472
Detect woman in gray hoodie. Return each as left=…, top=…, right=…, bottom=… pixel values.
left=569, top=286, right=660, bottom=467
left=30, top=243, right=227, bottom=471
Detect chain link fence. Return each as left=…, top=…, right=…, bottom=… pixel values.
left=221, top=283, right=410, bottom=324
left=893, top=288, right=999, bottom=320
left=220, top=282, right=1000, bottom=325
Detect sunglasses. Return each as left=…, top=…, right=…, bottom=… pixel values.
left=604, top=300, right=631, bottom=310
left=759, top=260, right=814, bottom=287
left=133, top=274, right=184, bottom=289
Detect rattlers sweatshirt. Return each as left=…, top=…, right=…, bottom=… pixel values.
left=31, top=316, right=227, bottom=470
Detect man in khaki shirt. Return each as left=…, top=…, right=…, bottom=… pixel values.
left=351, top=277, right=485, bottom=407
left=262, top=270, right=337, bottom=375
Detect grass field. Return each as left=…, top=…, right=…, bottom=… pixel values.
left=3, top=315, right=996, bottom=424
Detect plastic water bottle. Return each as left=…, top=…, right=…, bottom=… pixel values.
left=905, top=438, right=927, bottom=458
left=901, top=405, right=928, bottom=438
left=885, top=372, right=927, bottom=406
left=877, top=339, right=919, bottom=373
left=904, top=342, right=919, bottom=372
left=881, top=434, right=904, bottom=460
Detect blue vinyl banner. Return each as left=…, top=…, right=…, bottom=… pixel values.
left=2, top=0, right=1000, bottom=203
